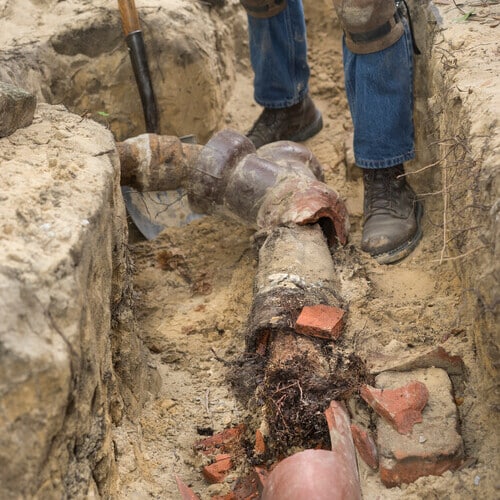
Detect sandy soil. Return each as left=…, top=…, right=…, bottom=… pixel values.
left=112, top=5, right=498, bottom=500
left=1, top=0, right=496, bottom=498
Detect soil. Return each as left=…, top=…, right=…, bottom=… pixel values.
left=0, top=0, right=497, bottom=499
left=113, top=5, right=498, bottom=500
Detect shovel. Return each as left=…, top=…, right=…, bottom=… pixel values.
left=118, top=0, right=198, bottom=238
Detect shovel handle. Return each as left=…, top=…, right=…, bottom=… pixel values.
left=118, top=0, right=141, bottom=35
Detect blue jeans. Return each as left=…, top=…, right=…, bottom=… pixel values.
left=247, top=0, right=309, bottom=108
left=247, top=4, right=415, bottom=169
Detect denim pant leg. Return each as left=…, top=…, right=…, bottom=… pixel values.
left=343, top=20, right=415, bottom=169
left=247, top=0, right=309, bottom=108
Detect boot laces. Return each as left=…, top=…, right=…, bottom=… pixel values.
left=365, top=167, right=409, bottom=219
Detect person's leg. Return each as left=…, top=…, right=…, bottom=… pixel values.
left=343, top=19, right=422, bottom=264
left=245, top=0, right=322, bottom=148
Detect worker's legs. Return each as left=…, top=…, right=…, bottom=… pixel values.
left=343, top=19, right=415, bottom=168
left=245, top=0, right=323, bottom=148
left=343, top=20, right=422, bottom=263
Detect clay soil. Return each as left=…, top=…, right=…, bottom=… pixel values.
left=111, top=5, right=498, bottom=500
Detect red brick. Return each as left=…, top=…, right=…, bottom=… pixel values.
left=375, top=368, right=464, bottom=487
left=174, top=475, right=200, bottom=500
left=360, top=381, right=429, bottom=435
left=350, top=423, right=378, bottom=470
left=194, top=425, right=245, bottom=455
left=254, top=429, right=266, bottom=455
left=202, top=454, right=233, bottom=484
left=295, top=305, right=345, bottom=340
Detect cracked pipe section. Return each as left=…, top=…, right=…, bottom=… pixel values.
left=117, top=129, right=349, bottom=246
left=261, top=402, right=361, bottom=499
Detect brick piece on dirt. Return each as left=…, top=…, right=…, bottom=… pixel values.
left=0, top=82, right=36, bottom=138
left=202, top=454, right=233, bottom=484
left=254, top=429, right=266, bottom=455
left=350, top=423, right=378, bottom=470
left=295, top=304, right=345, bottom=340
left=375, top=368, right=464, bottom=487
left=175, top=475, right=200, bottom=500
left=360, top=380, right=429, bottom=435
left=194, top=424, right=245, bottom=455
left=366, top=340, right=465, bottom=376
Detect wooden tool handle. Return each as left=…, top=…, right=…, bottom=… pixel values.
left=118, top=0, right=141, bottom=35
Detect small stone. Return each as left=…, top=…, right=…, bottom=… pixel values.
left=0, top=81, right=37, bottom=137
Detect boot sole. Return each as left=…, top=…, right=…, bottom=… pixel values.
left=289, top=111, right=323, bottom=143
left=371, top=201, right=424, bottom=265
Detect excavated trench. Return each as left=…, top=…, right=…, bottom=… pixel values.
left=0, top=0, right=498, bottom=499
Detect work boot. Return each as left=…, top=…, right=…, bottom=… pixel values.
left=246, top=95, right=323, bottom=149
left=361, top=165, right=423, bottom=264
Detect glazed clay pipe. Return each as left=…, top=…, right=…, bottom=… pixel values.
left=261, top=402, right=361, bottom=500
left=117, top=129, right=349, bottom=246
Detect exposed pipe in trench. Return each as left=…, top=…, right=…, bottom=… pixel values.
left=117, top=129, right=362, bottom=494
left=117, top=129, right=349, bottom=246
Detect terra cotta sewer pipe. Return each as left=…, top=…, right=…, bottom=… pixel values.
left=117, top=128, right=349, bottom=247
left=118, top=130, right=359, bottom=498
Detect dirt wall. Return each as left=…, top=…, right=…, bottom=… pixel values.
left=0, top=0, right=246, bottom=142
left=413, top=0, right=499, bottom=384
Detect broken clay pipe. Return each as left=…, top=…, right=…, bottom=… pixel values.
left=261, top=403, right=361, bottom=500
left=117, top=133, right=201, bottom=191
left=246, top=223, right=341, bottom=354
left=117, top=129, right=349, bottom=246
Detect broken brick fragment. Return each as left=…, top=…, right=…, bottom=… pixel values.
left=295, top=304, right=345, bottom=340
left=350, top=423, right=378, bottom=470
left=366, top=341, right=465, bottom=376
left=360, top=380, right=429, bottom=435
left=254, top=429, right=266, bottom=455
left=202, top=454, right=233, bottom=484
left=194, top=424, right=245, bottom=455
left=175, top=475, right=200, bottom=500
left=375, top=369, right=464, bottom=487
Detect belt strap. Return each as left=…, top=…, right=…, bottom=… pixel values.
left=348, top=11, right=401, bottom=45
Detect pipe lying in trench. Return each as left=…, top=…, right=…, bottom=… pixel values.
left=261, top=402, right=361, bottom=499
left=117, top=129, right=362, bottom=486
left=117, top=129, right=349, bottom=246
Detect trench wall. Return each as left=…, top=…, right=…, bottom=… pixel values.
left=411, top=1, right=499, bottom=384
left=0, top=1, right=247, bottom=497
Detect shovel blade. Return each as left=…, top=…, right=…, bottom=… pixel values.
left=121, top=186, right=203, bottom=239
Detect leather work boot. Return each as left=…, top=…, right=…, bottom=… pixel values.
left=361, top=165, right=423, bottom=264
left=246, top=95, right=323, bottom=149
